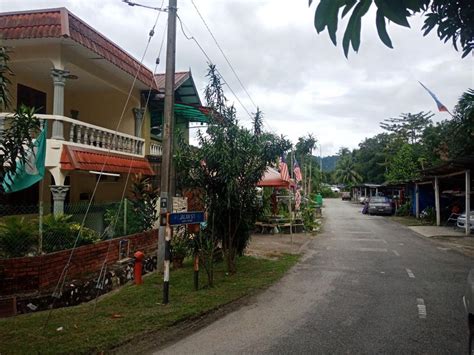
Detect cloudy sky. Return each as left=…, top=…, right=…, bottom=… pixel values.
left=2, top=0, right=473, bottom=155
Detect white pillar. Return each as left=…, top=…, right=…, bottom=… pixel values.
left=50, top=185, right=70, bottom=215
left=466, top=169, right=471, bottom=236
left=434, top=177, right=440, bottom=226
left=415, top=184, right=420, bottom=219
left=133, top=108, right=145, bottom=138
left=51, top=68, right=69, bottom=140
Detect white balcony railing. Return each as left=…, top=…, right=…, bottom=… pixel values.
left=0, top=113, right=145, bottom=157
left=149, top=141, right=163, bottom=156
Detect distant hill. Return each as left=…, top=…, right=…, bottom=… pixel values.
left=321, top=155, right=338, bottom=172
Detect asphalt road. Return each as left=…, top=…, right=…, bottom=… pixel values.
left=156, top=199, right=473, bottom=354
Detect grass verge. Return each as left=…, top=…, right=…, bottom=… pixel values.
left=0, top=254, right=299, bottom=354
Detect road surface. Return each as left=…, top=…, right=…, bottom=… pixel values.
left=156, top=199, right=472, bottom=354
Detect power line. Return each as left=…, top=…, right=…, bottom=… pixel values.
left=191, top=0, right=257, bottom=110
left=176, top=14, right=254, bottom=122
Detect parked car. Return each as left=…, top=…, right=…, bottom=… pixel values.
left=457, top=211, right=474, bottom=231
left=330, top=186, right=340, bottom=193
left=341, top=192, right=351, bottom=201
left=463, top=269, right=474, bottom=354
left=367, top=196, right=393, bottom=215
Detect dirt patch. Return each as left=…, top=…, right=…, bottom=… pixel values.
left=245, top=232, right=315, bottom=259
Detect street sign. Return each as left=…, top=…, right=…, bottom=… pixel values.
left=168, top=211, right=205, bottom=226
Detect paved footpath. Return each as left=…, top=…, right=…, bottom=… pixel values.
left=156, top=199, right=473, bottom=354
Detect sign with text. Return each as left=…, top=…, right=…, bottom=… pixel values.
left=168, top=211, right=205, bottom=226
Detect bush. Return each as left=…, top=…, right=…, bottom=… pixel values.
left=396, top=202, right=411, bottom=216
left=103, top=201, right=142, bottom=237
left=42, top=214, right=100, bottom=253
left=0, top=216, right=37, bottom=258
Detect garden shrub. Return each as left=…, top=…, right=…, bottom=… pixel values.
left=0, top=216, right=37, bottom=258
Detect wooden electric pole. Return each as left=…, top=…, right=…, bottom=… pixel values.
left=159, top=0, right=177, bottom=304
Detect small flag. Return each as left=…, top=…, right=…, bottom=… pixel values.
left=279, top=155, right=290, bottom=181
left=293, top=158, right=302, bottom=182
left=418, top=81, right=450, bottom=113
left=2, top=122, right=47, bottom=193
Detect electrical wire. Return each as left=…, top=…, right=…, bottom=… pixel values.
left=176, top=14, right=254, bottom=122
left=191, top=0, right=257, bottom=110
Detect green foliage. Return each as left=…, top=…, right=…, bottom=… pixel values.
left=334, top=153, right=362, bottom=185
left=302, top=204, right=318, bottom=231
left=42, top=214, right=100, bottom=253
left=0, top=105, right=41, bottom=193
left=310, top=0, right=473, bottom=58
left=171, top=226, right=192, bottom=258
left=176, top=64, right=288, bottom=274
left=386, top=143, right=421, bottom=183
left=395, top=202, right=412, bottom=216
left=130, top=174, right=158, bottom=231
left=0, top=216, right=37, bottom=258
left=380, top=112, right=434, bottom=144
left=0, top=46, right=41, bottom=193
left=104, top=201, right=142, bottom=237
left=354, top=133, right=391, bottom=184
left=0, top=47, right=12, bottom=110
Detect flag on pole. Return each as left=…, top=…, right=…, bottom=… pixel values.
left=418, top=81, right=450, bottom=113
left=293, top=158, right=302, bottom=182
left=279, top=155, right=290, bottom=181
left=2, top=123, right=47, bottom=193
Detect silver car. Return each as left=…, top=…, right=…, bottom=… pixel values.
left=457, top=211, right=474, bottom=231
left=464, top=269, right=474, bottom=354
left=368, top=196, right=393, bottom=215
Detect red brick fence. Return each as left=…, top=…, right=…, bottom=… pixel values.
left=0, top=229, right=158, bottom=297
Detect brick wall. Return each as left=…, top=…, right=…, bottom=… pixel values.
left=0, top=229, right=158, bottom=297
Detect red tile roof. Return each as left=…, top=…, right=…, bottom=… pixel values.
left=0, top=8, right=157, bottom=89
left=61, top=145, right=155, bottom=175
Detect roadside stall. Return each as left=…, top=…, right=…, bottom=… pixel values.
left=255, top=167, right=303, bottom=234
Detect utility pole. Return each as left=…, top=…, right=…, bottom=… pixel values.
left=159, top=0, right=177, bottom=304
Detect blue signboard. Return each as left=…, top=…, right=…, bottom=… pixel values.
left=168, top=211, right=205, bottom=226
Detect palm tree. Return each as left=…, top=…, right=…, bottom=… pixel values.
left=334, top=156, right=362, bottom=185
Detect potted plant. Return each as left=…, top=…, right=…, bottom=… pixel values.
left=171, top=227, right=190, bottom=268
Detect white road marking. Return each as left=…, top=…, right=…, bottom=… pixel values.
left=393, top=250, right=400, bottom=256
left=417, top=298, right=427, bottom=319
left=406, top=268, right=415, bottom=278
left=437, top=247, right=451, bottom=251
left=344, top=231, right=374, bottom=235
left=399, top=243, right=404, bottom=246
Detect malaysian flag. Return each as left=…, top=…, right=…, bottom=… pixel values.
left=293, top=158, right=302, bottom=182
left=418, top=81, right=451, bottom=114
left=279, top=155, right=290, bottom=181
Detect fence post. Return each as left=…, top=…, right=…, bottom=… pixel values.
left=123, top=198, right=128, bottom=235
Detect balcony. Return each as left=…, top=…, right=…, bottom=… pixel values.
left=0, top=113, right=145, bottom=157
left=149, top=141, right=163, bottom=157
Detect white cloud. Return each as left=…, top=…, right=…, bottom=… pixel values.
left=2, top=0, right=473, bottom=155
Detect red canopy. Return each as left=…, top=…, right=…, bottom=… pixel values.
left=257, top=167, right=295, bottom=189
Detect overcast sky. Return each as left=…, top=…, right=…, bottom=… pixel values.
left=2, top=0, right=473, bottom=155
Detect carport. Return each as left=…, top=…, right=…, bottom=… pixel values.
left=415, top=155, right=473, bottom=235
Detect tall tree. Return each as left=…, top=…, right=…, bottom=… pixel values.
left=386, top=143, right=421, bottom=182
left=310, top=0, right=474, bottom=57
left=175, top=64, right=289, bottom=275
left=334, top=154, right=362, bottom=185
left=380, top=112, right=433, bottom=144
